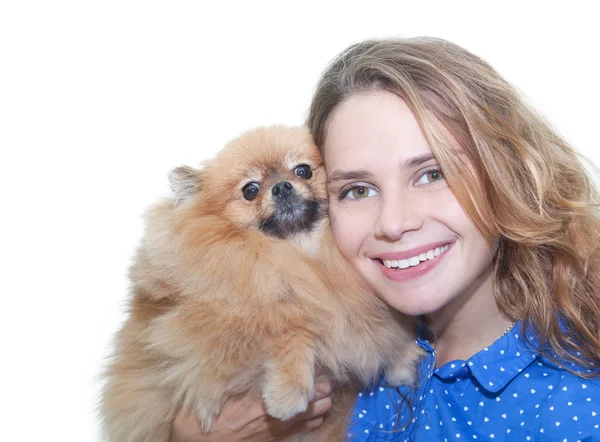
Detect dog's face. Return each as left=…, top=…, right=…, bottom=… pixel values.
left=169, top=126, right=327, bottom=239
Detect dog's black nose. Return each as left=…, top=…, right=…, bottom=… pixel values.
left=272, top=181, right=293, bottom=198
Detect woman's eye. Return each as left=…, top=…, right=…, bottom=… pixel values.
left=293, top=164, right=312, bottom=179
left=416, top=168, right=444, bottom=185
left=342, top=186, right=378, bottom=200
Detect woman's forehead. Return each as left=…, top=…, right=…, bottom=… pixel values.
left=324, top=92, right=431, bottom=166
left=323, top=90, right=464, bottom=170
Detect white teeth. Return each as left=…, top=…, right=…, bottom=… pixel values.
left=397, top=259, right=409, bottom=269
left=408, top=257, right=420, bottom=266
left=382, top=244, right=451, bottom=270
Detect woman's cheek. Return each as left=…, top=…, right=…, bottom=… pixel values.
left=329, top=202, right=371, bottom=261
left=328, top=203, right=346, bottom=244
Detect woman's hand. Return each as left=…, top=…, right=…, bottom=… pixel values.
left=169, top=375, right=334, bottom=442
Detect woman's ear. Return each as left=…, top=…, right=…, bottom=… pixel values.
left=168, top=165, right=202, bottom=204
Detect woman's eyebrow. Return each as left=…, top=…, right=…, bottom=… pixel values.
left=326, top=169, right=373, bottom=184
left=326, top=154, right=436, bottom=184
left=400, top=153, right=436, bottom=170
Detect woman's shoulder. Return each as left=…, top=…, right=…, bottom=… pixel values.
left=512, top=354, right=600, bottom=439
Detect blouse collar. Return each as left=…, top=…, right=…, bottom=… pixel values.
left=417, top=320, right=541, bottom=393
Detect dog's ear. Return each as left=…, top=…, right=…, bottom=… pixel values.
left=168, top=165, right=202, bottom=204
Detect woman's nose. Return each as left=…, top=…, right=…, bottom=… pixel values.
left=374, top=192, right=424, bottom=241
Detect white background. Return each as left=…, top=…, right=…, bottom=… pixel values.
left=0, top=1, right=598, bottom=441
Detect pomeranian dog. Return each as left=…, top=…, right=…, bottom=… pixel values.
left=100, top=126, right=423, bottom=442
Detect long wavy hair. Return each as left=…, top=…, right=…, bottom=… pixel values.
left=307, top=37, right=600, bottom=376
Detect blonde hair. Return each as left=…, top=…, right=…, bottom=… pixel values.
left=308, top=37, right=600, bottom=375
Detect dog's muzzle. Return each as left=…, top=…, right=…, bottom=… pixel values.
left=260, top=181, right=322, bottom=238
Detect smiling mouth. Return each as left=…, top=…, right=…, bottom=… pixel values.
left=375, top=243, right=451, bottom=270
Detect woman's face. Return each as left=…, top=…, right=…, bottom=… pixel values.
left=323, top=90, right=497, bottom=317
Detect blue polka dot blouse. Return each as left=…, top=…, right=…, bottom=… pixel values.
left=347, top=321, right=600, bottom=441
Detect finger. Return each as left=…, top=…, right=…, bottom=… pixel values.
left=170, top=408, right=208, bottom=442
left=306, top=416, right=325, bottom=430
left=314, top=365, right=326, bottom=378
left=214, top=393, right=269, bottom=430
left=292, top=395, right=334, bottom=422
left=313, top=378, right=334, bottom=401
left=287, top=416, right=324, bottom=436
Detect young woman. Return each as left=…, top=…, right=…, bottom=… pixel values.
left=171, top=37, right=600, bottom=441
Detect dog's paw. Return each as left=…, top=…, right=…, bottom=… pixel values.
left=262, top=381, right=313, bottom=421
left=384, top=363, right=417, bottom=387
left=194, top=402, right=221, bottom=432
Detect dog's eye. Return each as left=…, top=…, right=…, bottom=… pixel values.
left=242, top=182, right=260, bottom=201
left=293, top=164, right=312, bottom=179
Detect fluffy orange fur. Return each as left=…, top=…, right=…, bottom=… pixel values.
left=100, top=126, right=423, bottom=442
